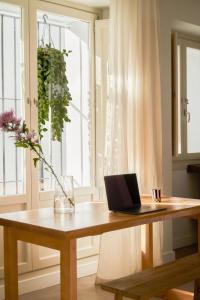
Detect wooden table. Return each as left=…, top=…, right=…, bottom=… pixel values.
left=0, top=197, right=200, bottom=300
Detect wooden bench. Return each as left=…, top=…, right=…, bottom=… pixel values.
left=101, top=254, right=200, bottom=300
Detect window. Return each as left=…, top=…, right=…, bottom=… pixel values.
left=0, top=3, right=25, bottom=196
left=173, top=33, right=200, bottom=159
left=0, top=0, right=99, bottom=272
left=37, top=11, right=91, bottom=190
left=0, top=0, right=97, bottom=204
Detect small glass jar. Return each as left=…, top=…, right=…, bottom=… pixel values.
left=54, top=176, right=75, bottom=213
left=152, top=188, right=161, bottom=203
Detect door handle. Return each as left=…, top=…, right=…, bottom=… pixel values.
left=33, top=98, right=38, bottom=107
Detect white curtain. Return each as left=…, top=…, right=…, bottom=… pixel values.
left=96, top=0, right=163, bottom=283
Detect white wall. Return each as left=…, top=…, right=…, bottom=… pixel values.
left=159, top=0, right=200, bottom=248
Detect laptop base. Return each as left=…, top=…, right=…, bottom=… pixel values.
left=115, top=205, right=167, bottom=215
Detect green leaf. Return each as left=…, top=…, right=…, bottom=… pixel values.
left=33, top=157, right=40, bottom=167
left=15, top=142, right=28, bottom=148
left=37, top=45, right=72, bottom=142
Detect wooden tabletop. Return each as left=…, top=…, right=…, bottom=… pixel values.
left=0, top=197, right=200, bottom=239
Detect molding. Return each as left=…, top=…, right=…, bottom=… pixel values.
left=173, top=234, right=197, bottom=249
left=0, top=257, right=98, bottom=299
left=40, top=0, right=101, bottom=15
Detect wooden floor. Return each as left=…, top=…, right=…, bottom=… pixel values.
left=20, top=275, right=167, bottom=300
left=20, top=275, right=112, bottom=300
left=20, top=245, right=197, bottom=300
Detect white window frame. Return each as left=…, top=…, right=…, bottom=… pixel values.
left=0, top=0, right=99, bottom=206
left=172, top=32, right=200, bottom=161
left=0, top=0, right=31, bottom=207
left=29, top=0, right=98, bottom=208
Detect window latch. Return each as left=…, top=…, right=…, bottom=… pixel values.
left=183, top=109, right=191, bottom=122
left=187, top=112, right=191, bottom=123
left=33, top=98, right=38, bottom=107
left=185, top=98, right=189, bottom=104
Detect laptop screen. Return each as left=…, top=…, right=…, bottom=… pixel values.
left=104, top=173, right=141, bottom=211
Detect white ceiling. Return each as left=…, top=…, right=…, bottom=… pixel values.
left=69, top=0, right=110, bottom=8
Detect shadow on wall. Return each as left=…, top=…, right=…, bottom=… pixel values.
left=173, top=167, right=200, bottom=199
left=172, top=162, right=199, bottom=250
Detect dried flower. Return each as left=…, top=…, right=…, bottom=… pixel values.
left=0, top=110, right=74, bottom=207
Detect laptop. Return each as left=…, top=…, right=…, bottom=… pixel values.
left=104, top=173, right=166, bottom=215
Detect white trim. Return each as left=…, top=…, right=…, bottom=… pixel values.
left=29, top=0, right=97, bottom=209
left=0, top=195, right=27, bottom=206
left=173, top=154, right=200, bottom=161
left=0, top=0, right=32, bottom=208
left=0, top=0, right=27, bottom=6
left=176, top=32, right=200, bottom=44
left=0, top=256, right=98, bottom=299
left=173, top=31, right=200, bottom=159
left=41, top=0, right=101, bottom=15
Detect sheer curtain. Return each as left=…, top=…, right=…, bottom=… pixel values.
left=96, top=0, right=163, bottom=283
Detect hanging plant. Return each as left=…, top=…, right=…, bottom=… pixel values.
left=37, top=44, right=72, bottom=142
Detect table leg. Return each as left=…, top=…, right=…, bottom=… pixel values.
left=141, top=224, right=153, bottom=300
left=195, top=218, right=200, bottom=300
left=4, top=226, right=18, bottom=300
left=142, top=224, right=153, bottom=269
left=60, top=239, right=77, bottom=300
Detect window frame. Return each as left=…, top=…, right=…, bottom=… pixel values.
left=29, top=0, right=98, bottom=207
left=0, top=0, right=32, bottom=206
left=172, top=32, right=200, bottom=161
left=0, top=0, right=99, bottom=205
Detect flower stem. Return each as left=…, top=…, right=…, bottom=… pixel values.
left=32, top=147, right=74, bottom=207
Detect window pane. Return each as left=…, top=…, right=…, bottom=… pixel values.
left=187, top=46, right=200, bottom=153
left=37, top=11, right=91, bottom=190
left=0, top=3, right=24, bottom=196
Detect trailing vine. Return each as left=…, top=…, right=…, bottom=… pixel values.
left=37, top=44, right=72, bottom=141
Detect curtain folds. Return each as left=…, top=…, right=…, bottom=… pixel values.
left=96, top=0, right=163, bottom=283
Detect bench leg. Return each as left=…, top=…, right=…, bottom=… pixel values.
left=194, top=279, right=200, bottom=300
left=114, top=293, right=150, bottom=300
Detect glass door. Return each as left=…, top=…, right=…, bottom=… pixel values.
left=30, top=0, right=96, bottom=209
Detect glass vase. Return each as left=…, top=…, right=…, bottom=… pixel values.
left=54, top=176, right=75, bottom=213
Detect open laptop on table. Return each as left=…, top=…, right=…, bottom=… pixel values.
left=104, top=173, right=166, bottom=215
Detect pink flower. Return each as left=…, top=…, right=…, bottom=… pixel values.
left=13, top=116, right=21, bottom=128
left=0, top=110, right=21, bottom=131
left=26, top=130, right=36, bottom=141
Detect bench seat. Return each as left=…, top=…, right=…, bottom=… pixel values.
left=101, top=254, right=200, bottom=300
